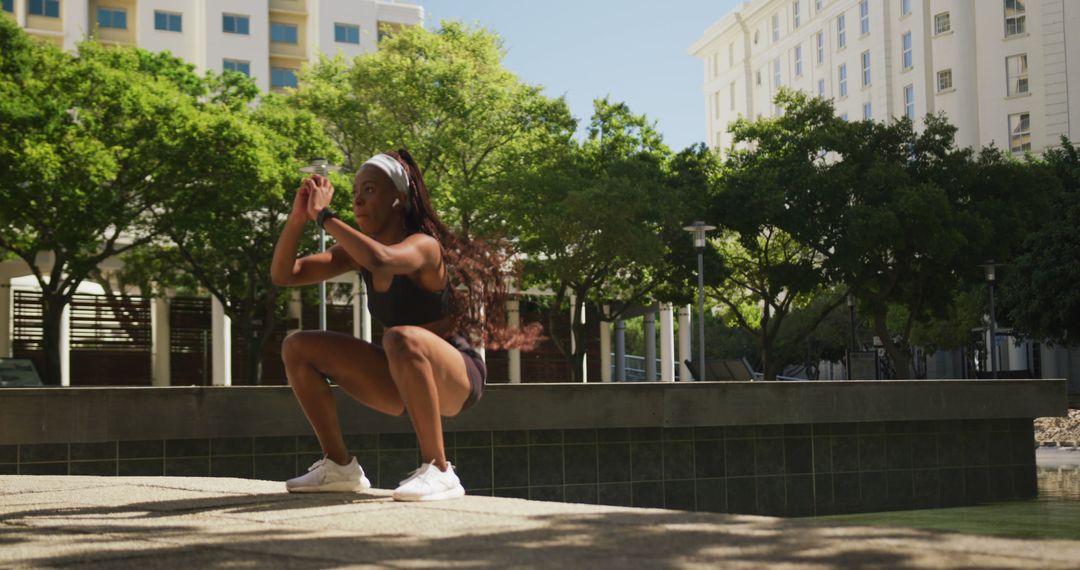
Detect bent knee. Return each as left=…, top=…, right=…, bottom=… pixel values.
left=382, top=326, right=427, bottom=358
left=281, top=331, right=316, bottom=366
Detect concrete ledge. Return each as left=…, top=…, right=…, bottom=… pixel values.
left=0, top=380, right=1067, bottom=445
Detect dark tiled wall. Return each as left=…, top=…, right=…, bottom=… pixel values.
left=0, top=419, right=1037, bottom=517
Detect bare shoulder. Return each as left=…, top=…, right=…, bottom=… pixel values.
left=404, top=233, right=442, bottom=261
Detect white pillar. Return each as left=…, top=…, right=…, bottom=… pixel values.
left=678, top=305, right=692, bottom=381
left=211, top=295, right=231, bottom=386
left=0, top=279, right=11, bottom=358
left=660, top=303, right=675, bottom=382
left=352, top=273, right=371, bottom=341
left=288, top=290, right=302, bottom=333
left=59, top=302, right=70, bottom=386
left=507, top=299, right=521, bottom=383
left=569, top=293, right=586, bottom=382
left=1008, top=336, right=1028, bottom=371
left=151, top=294, right=171, bottom=387
left=600, top=304, right=612, bottom=383
left=476, top=304, right=486, bottom=362
left=614, top=319, right=626, bottom=381
left=644, top=311, right=656, bottom=381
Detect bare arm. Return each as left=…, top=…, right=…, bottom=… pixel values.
left=270, top=186, right=356, bottom=287
left=305, top=174, right=440, bottom=277
left=322, top=217, right=438, bottom=276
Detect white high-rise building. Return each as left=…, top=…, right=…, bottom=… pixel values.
left=689, top=0, right=1080, bottom=156
left=2, top=0, right=423, bottom=93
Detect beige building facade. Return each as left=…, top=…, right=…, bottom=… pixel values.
left=2, top=0, right=423, bottom=92
left=690, top=0, right=1080, bottom=156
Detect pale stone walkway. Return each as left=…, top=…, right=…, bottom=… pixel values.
left=3, top=475, right=1080, bottom=569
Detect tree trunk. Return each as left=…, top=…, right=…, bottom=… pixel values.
left=39, top=292, right=68, bottom=386
left=871, top=310, right=912, bottom=379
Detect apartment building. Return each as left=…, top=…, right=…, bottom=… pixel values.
left=2, top=0, right=423, bottom=92
left=689, top=0, right=1080, bottom=156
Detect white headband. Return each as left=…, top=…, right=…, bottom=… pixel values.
left=362, top=153, right=411, bottom=211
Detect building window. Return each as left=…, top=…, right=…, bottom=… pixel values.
left=222, top=59, right=250, bottom=76
left=839, top=63, right=847, bottom=97
left=859, top=0, right=869, bottom=35
left=1006, top=54, right=1029, bottom=96
left=756, top=70, right=762, bottom=86
left=793, top=1, right=801, bottom=28
left=816, top=31, right=824, bottom=64
left=271, top=22, right=298, bottom=44
left=1009, top=112, right=1030, bottom=153
left=271, top=67, right=298, bottom=88
left=1005, top=0, right=1026, bottom=37
left=28, top=0, right=60, bottom=18
left=729, top=42, right=735, bottom=66
left=937, top=69, right=953, bottom=92
left=773, top=57, right=781, bottom=88
left=904, top=84, right=914, bottom=119
left=861, top=50, right=871, bottom=86
left=818, top=78, right=826, bottom=96
left=730, top=81, right=737, bottom=110
left=97, top=7, right=127, bottom=29
left=902, top=31, right=912, bottom=69
left=754, top=30, right=760, bottom=45
left=841, top=112, right=849, bottom=121
left=837, top=14, right=846, bottom=48
left=2, top=0, right=13, bottom=13
left=223, top=14, right=250, bottom=35
left=154, top=11, right=182, bottom=32
left=863, top=101, right=872, bottom=120
left=334, top=23, right=360, bottom=44
left=934, top=12, right=951, bottom=35
left=772, top=13, right=780, bottom=42
left=713, top=93, right=721, bottom=119
left=902, top=0, right=912, bottom=17
left=815, top=0, right=823, bottom=12
left=794, top=45, right=803, bottom=77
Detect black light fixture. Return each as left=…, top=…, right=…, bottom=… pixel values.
left=683, top=221, right=716, bottom=381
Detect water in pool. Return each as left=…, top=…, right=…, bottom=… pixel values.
left=815, top=448, right=1080, bottom=540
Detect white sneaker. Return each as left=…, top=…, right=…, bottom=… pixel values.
left=393, top=460, right=466, bottom=502
left=286, top=456, right=371, bottom=493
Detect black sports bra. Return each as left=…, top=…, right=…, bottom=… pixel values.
left=359, top=267, right=450, bottom=327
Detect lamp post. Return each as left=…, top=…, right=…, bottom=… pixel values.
left=300, top=158, right=342, bottom=331
left=846, top=293, right=856, bottom=380
left=683, top=221, right=716, bottom=381
left=981, top=261, right=998, bottom=379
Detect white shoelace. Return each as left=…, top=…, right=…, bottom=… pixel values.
left=399, top=460, right=439, bottom=486
left=307, top=458, right=327, bottom=472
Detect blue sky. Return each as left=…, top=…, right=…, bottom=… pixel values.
left=421, top=0, right=742, bottom=151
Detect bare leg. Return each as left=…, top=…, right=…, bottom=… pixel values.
left=382, top=326, right=472, bottom=472
left=282, top=331, right=405, bottom=466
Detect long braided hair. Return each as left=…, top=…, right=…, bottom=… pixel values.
left=386, top=149, right=543, bottom=350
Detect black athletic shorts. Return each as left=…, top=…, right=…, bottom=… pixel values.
left=445, top=333, right=486, bottom=412
left=395, top=332, right=486, bottom=416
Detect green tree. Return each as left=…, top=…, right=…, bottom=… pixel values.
left=0, top=22, right=203, bottom=384
left=119, top=84, right=342, bottom=385
left=828, top=119, right=1057, bottom=377
left=294, top=21, right=576, bottom=239
left=1001, top=138, right=1080, bottom=345
left=504, top=99, right=681, bottom=381
left=708, top=90, right=847, bottom=380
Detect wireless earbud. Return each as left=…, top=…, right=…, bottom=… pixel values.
left=392, top=198, right=401, bottom=208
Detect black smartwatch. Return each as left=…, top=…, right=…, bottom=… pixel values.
left=316, top=207, right=338, bottom=229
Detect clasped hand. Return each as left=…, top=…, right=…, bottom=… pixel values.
left=293, top=174, right=335, bottom=222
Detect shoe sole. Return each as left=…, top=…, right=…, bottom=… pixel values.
left=287, top=477, right=372, bottom=494
left=392, top=484, right=466, bottom=502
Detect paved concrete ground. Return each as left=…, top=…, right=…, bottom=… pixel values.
left=4, top=476, right=1080, bottom=569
